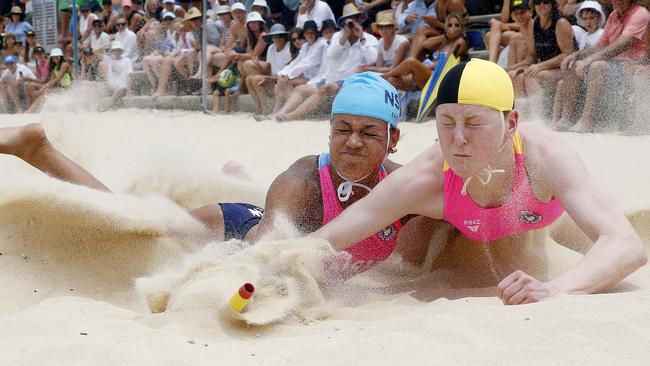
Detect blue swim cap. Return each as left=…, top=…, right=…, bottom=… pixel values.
left=331, top=72, right=400, bottom=128
left=4, top=55, right=17, bottom=65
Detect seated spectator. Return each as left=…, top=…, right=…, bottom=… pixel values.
left=558, top=0, right=650, bottom=132
left=485, top=0, right=527, bottom=64
left=141, top=11, right=178, bottom=92
left=358, top=10, right=409, bottom=73
left=21, top=46, right=49, bottom=105
left=100, top=0, right=120, bottom=35
left=296, top=0, right=335, bottom=30
left=0, top=55, right=36, bottom=113
left=122, top=0, right=146, bottom=34
left=552, top=0, right=605, bottom=124
left=1, top=34, right=22, bottom=63
left=246, top=23, right=293, bottom=117
left=80, top=47, right=103, bottom=81
left=399, top=0, right=438, bottom=37
left=271, top=20, right=328, bottom=117
left=150, top=8, right=203, bottom=99
left=219, top=11, right=269, bottom=100
left=23, top=30, right=38, bottom=65
left=207, top=3, right=248, bottom=83
left=251, top=0, right=272, bottom=25
left=274, top=3, right=378, bottom=121
left=394, top=0, right=414, bottom=32
left=24, top=48, right=73, bottom=113
left=162, top=0, right=186, bottom=19
left=626, top=19, right=650, bottom=134
left=290, top=27, right=305, bottom=50
left=211, top=68, right=239, bottom=114
left=269, top=18, right=338, bottom=120
left=5, top=6, right=32, bottom=44
left=382, top=12, right=467, bottom=92
left=136, top=0, right=165, bottom=56
left=408, top=11, right=464, bottom=60
left=114, top=16, right=140, bottom=64
left=87, top=19, right=112, bottom=56
left=79, top=5, right=99, bottom=43
left=99, top=41, right=134, bottom=111
left=509, top=0, right=575, bottom=119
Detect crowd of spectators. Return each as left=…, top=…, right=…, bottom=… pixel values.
left=0, top=0, right=649, bottom=133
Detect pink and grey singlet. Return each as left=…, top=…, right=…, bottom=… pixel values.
left=442, top=130, right=564, bottom=243
left=318, top=153, right=403, bottom=279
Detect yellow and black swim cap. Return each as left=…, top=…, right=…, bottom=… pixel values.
left=435, top=59, right=514, bottom=112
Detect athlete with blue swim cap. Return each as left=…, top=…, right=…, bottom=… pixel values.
left=0, top=72, right=439, bottom=279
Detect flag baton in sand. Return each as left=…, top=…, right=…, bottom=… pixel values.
left=416, top=44, right=462, bottom=123
left=228, top=283, right=255, bottom=312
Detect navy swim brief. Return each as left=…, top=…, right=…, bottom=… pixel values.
left=218, top=203, right=264, bottom=240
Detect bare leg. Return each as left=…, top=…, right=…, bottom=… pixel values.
left=571, top=60, right=608, bottom=132
left=246, top=74, right=265, bottom=115
left=151, top=57, right=175, bottom=99
left=408, top=27, right=441, bottom=59
left=623, top=65, right=650, bottom=134
left=212, top=91, right=222, bottom=114
left=271, top=83, right=317, bottom=118
left=6, top=82, right=24, bottom=113
left=0, top=123, right=110, bottom=191
left=280, top=84, right=339, bottom=121
left=99, top=88, right=127, bottom=112
left=383, top=57, right=433, bottom=90
left=524, top=70, right=561, bottom=121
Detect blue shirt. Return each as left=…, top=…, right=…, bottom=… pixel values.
left=400, top=0, right=437, bottom=36
left=6, top=22, right=33, bottom=43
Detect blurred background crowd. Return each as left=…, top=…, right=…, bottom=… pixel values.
left=0, top=0, right=649, bottom=133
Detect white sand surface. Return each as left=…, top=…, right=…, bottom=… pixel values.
left=1, top=108, right=649, bottom=365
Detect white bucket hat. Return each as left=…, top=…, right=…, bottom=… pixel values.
left=231, top=2, right=246, bottom=13
left=575, top=1, right=606, bottom=28
left=49, top=48, right=64, bottom=57
left=246, top=11, right=264, bottom=25
left=110, top=41, right=125, bottom=51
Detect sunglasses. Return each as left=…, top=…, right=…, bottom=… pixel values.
left=534, top=0, right=554, bottom=5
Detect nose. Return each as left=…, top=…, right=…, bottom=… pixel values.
left=453, top=125, right=467, bottom=146
left=346, top=132, right=363, bottom=149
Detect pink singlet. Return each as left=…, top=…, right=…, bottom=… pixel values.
left=318, top=153, right=403, bottom=279
left=442, top=131, right=564, bottom=243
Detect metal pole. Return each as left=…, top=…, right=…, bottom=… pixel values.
left=72, top=0, right=79, bottom=80
left=201, top=0, right=209, bottom=113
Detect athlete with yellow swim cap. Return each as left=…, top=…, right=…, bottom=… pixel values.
left=312, top=59, right=647, bottom=305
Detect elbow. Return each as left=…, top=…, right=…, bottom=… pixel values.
left=622, top=234, right=647, bottom=271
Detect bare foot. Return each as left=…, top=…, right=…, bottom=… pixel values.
left=253, top=114, right=269, bottom=121
left=0, top=123, right=48, bottom=158
left=221, top=160, right=252, bottom=181
left=276, top=115, right=289, bottom=122
left=150, top=91, right=164, bottom=101
left=569, top=120, right=590, bottom=133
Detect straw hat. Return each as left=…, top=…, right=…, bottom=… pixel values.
left=10, top=6, right=23, bottom=15
left=184, top=7, right=202, bottom=22
left=375, top=10, right=395, bottom=26
left=337, top=3, right=360, bottom=26
left=263, top=23, right=289, bottom=43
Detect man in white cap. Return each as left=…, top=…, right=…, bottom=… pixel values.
left=296, top=0, right=335, bottom=30
left=114, top=15, right=140, bottom=64
left=99, top=41, right=134, bottom=111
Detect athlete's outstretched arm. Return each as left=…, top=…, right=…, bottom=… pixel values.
left=311, top=148, right=444, bottom=251
left=498, top=135, right=647, bottom=305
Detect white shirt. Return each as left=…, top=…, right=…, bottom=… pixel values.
left=378, top=34, right=408, bottom=67
left=324, top=30, right=378, bottom=84
left=279, top=37, right=327, bottom=80
left=308, top=39, right=333, bottom=84
left=103, top=55, right=133, bottom=90
left=115, top=28, right=140, bottom=63
left=89, top=32, right=111, bottom=52
left=1, top=64, right=36, bottom=80
left=267, top=43, right=293, bottom=76
left=296, top=0, right=335, bottom=30
left=80, top=13, right=98, bottom=36
left=572, top=25, right=604, bottom=51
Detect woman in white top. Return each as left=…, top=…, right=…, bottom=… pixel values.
left=79, top=5, right=99, bottom=43
left=359, top=9, right=409, bottom=73
left=271, top=20, right=327, bottom=116
left=246, top=23, right=294, bottom=117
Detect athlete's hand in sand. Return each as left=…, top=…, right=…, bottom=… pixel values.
left=497, top=270, right=555, bottom=305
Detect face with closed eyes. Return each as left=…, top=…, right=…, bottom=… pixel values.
left=436, top=104, right=517, bottom=179
left=329, top=114, right=399, bottom=180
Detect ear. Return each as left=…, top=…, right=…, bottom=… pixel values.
left=390, top=127, right=400, bottom=150
left=506, top=111, right=518, bottom=134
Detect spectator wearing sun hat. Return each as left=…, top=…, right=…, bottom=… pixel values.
left=296, top=0, right=335, bottom=31
left=571, top=1, right=606, bottom=51
left=1, top=54, right=36, bottom=113
left=358, top=10, right=409, bottom=74
left=99, top=40, right=134, bottom=111
left=6, top=6, right=33, bottom=43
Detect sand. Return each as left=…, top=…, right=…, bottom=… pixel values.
left=1, top=105, right=649, bottom=365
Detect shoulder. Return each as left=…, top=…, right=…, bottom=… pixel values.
left=518, top=124, right=579, bottom=184
left=396, top=34, right=409, bottom=44
left=272, top=155, right=319, bottom=190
